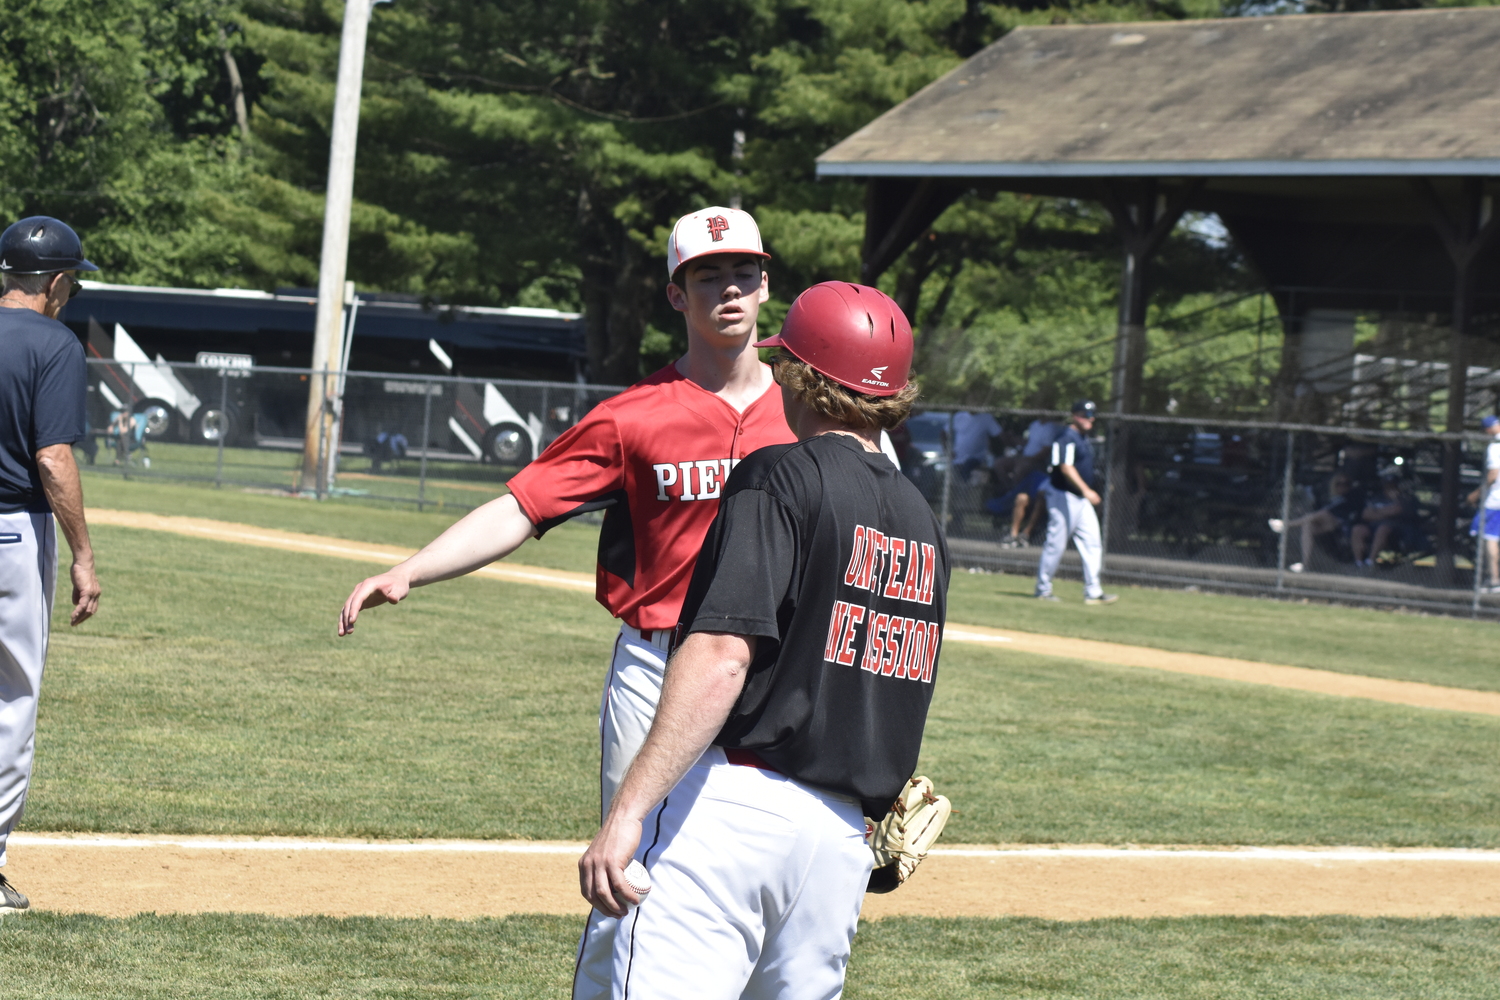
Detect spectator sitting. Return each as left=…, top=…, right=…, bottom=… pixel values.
left=952, top=410, right=1002, bottom=484
left=366, top=430, right=408, bottom=473
left=106, top=409, right=145, bottom=466
left=985, top=468, right=1047, bottom=547
left=1349, top=470, right=1423, bottom=569
left=1268, top=472, right=1360, bottom=572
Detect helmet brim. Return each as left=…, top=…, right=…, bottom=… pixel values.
left=0, top=258, right=99, bottom=274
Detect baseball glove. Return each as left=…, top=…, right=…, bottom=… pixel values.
left=865, top=775, right=951, bottom=893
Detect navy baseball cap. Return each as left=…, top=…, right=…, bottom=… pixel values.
left=1071, top=400, right=1097, bottom=417
left=1483, top=415, right=1500, bottom=430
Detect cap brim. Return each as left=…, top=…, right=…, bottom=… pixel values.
left=753, top=332, right=786, bottom=350
left=76, top=259, right=99, bottom=272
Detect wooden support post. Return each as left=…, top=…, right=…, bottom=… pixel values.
left=1098, top=179, right=1199, bottom=555
left=1414, top=178, right=1498, bottom=581
left=859, top=179, right=962, bottom=285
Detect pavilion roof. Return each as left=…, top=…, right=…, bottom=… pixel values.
left=817, top=8, right=1500, bottom=179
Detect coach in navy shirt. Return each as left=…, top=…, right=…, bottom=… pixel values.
left=0, top=217, right=101, bottom=915
left=1035, top=400, right=1117, bottom=605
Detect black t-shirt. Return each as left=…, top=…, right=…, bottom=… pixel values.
left=678, top=432, right=950, bottom=818
left=0, top=308, right=87, bottom=513
left=1048, top=425, right=1095, bottom=495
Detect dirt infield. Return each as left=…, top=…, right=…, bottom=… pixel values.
left=87, top=508, right=1500, bottom=717
left=11, top=834, right=1500, bottom=920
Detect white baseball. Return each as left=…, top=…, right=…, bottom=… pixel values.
left=623, top=859, right=652, bottom=895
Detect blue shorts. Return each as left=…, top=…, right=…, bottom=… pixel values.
left=1472, top=509, right=1500, bottom=541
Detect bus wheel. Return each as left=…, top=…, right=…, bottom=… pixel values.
left=482, top=423, right=532, bottom=464
left=193, top=407, right=235, bottom=445
left=135, top=400, right=179, bottom=442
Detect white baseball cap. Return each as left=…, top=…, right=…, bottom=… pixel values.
left=666, top=206, right=770, bottom=279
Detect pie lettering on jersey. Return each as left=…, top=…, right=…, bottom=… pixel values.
left=506, top=365, right=794, bottom=632
left=652, top=458, right=741, bottom=502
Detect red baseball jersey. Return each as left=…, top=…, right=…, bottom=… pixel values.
left=506, top=364, right=794, bottom=631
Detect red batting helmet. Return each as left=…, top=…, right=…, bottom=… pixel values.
left=755, top=281, right=912, bottom=397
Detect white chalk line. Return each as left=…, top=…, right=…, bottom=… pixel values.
left=12, top=835, right=1500, bottom=862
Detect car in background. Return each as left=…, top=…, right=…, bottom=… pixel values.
left=897, top=411, right=951, bottom=499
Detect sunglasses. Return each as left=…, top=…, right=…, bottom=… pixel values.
left=53, top=273, right=82, bottom=299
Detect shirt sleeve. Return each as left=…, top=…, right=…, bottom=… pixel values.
left=685, top=487, right=799, bottom=641
left=505, top=404, right=624, bottom=530
left=32, top=337, right=86, bottom=449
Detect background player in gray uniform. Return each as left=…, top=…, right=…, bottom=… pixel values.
left=580, top=281, right=948, bottom=998
left=1035, top=400, right=1117, bottom=605
left=0, top=217, right=102, bottom=913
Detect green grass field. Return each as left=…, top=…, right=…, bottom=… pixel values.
left=5, top=913, right=1499, bottom=999
left=80, top=472, right=1500, bottom=690
left=22, top=472, right=1497, bottom=996
left=33, top=517, right=1500, bottom=845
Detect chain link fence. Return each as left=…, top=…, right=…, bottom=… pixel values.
left=81, top=358, right=1499, bottom=616
left=908, top=407, right=1500, bottom=617
left=82, top=358, right=623, bottom=512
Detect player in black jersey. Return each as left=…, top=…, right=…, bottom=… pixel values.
left=580, top=281, right=949, bottom=998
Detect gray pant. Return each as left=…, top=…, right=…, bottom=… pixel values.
left=0, top=512, right=55, bottom=867
left=1034, top=485, right=1103, bottom=600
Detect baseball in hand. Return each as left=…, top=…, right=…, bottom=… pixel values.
left=623, top=859, right=652, bottom=895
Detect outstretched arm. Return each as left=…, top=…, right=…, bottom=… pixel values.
left=578, top=631, right=754, bottom=916
left=338, top=492, right=538, bottom=635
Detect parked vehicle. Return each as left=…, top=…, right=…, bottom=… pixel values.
left=69, top=281, right=595, bottom=463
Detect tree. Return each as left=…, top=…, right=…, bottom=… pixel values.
left=5, top=0, right=1278, bottom=411
left=0, top=0, right=290, bottom=286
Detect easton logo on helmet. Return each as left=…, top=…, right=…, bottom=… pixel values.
left=705, top=215, right=730, bottom=242
left=870, top=366, right=888, bottom=379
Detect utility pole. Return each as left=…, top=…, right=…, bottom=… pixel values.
left=299, top=0, right=384, bottom=493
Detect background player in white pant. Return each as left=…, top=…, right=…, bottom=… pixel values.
left=336, top=206, right=792, bottom=998
left=580, top=281, right=949, bottom=999
left=1035, top=400, right=1117, bottom=606
left=0, top=216, right=103, bottom=914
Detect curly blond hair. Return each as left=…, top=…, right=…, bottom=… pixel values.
left=773, top=353, right=919, bottom=431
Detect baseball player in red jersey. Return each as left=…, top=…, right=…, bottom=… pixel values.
left=336, top=206, right=794, bottom=1000
left=579, top=282, right=949, bottom=999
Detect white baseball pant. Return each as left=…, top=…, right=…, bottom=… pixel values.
left=0, top=512, right=56, bottom=868
left=611, top=747, right=872, bottom=1000
left=1035, top=484, right=1104, bottom=600
left=574, top=623, right=671, bottom=1000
